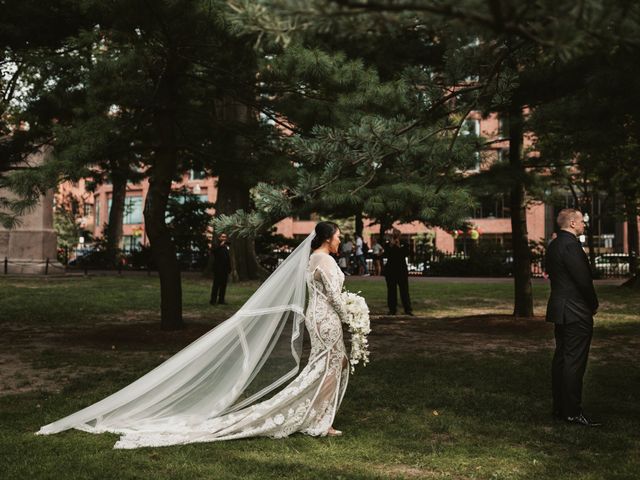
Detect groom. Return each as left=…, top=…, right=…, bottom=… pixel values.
left=545, top=208, right=600, bottom=427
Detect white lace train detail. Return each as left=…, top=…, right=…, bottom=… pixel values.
left=112, top=253, right=349, bottom=449
left=36, top=233, right=350, bottom=449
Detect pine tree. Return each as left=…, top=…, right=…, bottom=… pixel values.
left=531, top=49, right=640, bottom=283
left=0, top=0, right=93, bottom=227
left=4, top=0, right=282, bottom=329
left=222, top=0, right=640, bottom=316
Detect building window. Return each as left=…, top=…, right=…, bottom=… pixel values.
left=83, top=203, right=93, bottom=217
left=479, top=233, right=512, bottom=249
left=454, top=233, right=512, bottom=253
left=122, top=235, right=142, bottom=253
left=460, top=119, right=481, bottom=171
left=95, top=197, right=101, bottom=226
left=124, top=196, right=144, bottom=224
left=189, top=169, right=207, bottom=181
left=461, top=118, right=480, bottom=137
left=170, top=192, right=209, bottom=204
left=498, top=116, right=508, bottom=136
left=472, top=194, right=511, bottom=219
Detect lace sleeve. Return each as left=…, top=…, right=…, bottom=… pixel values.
left=313, top=256, right=349, bottom=323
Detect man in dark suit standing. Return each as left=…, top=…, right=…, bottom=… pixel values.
left=545, top=208, right=600, bottom=426
left=383, top=229, right=413, bottom=316
left=210, top=233, right=231, bottom=305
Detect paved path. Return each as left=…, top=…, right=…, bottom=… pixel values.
left=347, top=275, right=626, bottom=286
left=1, top=270, right=628, bottom=286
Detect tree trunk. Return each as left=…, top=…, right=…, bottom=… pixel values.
left=143, top=59, right=184, bottom=330
left=379, top=216, right=392, bottom=237
left=104, top=166, right=127, bottom=266
left=623, top=193, right=639, bottom=287
left=355, top=212, right=363, bottom=237
left=214, top=98, right=267, bottom=281
left=583, top=189, right=597, bottom=271
left=215, top=170, right=267, bottom=281
left=508, top=103, right=534, bottom=317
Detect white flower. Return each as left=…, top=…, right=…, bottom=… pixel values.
left=340, top=290, right=371, bottom=373
left=273, top=414, right=285, bottom=425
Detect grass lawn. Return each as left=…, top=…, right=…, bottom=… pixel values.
left=0, top=274, right=638, bottom=480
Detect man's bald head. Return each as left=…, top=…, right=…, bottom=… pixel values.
left=557, top=208, right=585, bottom=235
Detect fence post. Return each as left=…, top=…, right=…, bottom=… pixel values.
left=45, top=258, right=49, bottom=275
left=4, top=257, right=7, bottom=274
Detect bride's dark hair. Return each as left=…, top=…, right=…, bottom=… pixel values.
left=311, top=221, right=339, bottom=250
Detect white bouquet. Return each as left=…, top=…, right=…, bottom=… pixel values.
left=340, top=290, right=371, bottom=373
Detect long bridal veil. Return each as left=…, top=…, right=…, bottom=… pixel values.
left=37, top=232, right=316, bottom=444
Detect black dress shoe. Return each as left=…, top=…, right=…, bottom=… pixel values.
left=209, top=300, right=217, bottom=306
left=552, top=410, right=564, bottom=421
left=565, top=413, right=602, bottom=427
left=218, top=301, right=228, bottom=305
left=404, top=311, right=414, bottom=316
left=387, top=311, right=396, bottom=315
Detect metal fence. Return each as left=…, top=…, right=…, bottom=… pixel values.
left=3, top=250, right=635, bottom=278
left=3, top=257, right=57, bottom=275
left=404, top=250, right=635, bottom=278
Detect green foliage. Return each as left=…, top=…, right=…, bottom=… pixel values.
left=166, top=187, right=214, bottom=268
left=429, top=242, right=514, bottom=277
left=530, top=50, right=640, bottom=216
left=167, top=187, right=213, bottom=266
left=215, top=36, right=487, bottom=235
left=53, top=200, right=84, bottom=250
left=219, top=0, right=640, bottom=244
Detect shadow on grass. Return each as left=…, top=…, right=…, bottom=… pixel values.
left=1, top=348, right=636, bottom=479
left=1, top=277, right=639, bottom=479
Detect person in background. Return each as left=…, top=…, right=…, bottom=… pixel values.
left=383, top=229, right=413, bottom=315
left=340, top=235, right=354, bottom=275
left=355, top=233, right=369, bottom=276
left=210, top=232, right=231, bottom=305
left=371, top=236, right=384, bottom=276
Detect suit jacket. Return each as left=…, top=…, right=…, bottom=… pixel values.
left=383, top=242, right=409, bottom=277
left=545, top=230, right=599, bottom=324
left=212, top=244, right=231, bottom=276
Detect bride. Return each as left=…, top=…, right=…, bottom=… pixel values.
left=37, top=221, right=354, bottom=448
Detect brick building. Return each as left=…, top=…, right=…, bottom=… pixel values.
left=57, top=112, right=636, bottom=258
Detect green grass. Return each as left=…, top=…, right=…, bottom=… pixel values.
left=0, top=275, right=638, bottom=479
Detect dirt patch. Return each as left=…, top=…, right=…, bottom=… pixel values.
left=0, top=313, right=636, bottom=396
left=373, top=463, right=465, bottom=479
left=367, top=314, right=552, bottom=358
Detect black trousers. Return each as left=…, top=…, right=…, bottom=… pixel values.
left=385, top=273, right=412, bottom=314
left=552, top=320, right=593, bottom=417
left=210, top=272, right=229, bottom=304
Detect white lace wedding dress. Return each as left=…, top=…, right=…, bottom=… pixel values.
left=113, top=252, right=349, bottom=448
left=37, top=241, right=350, bottom=449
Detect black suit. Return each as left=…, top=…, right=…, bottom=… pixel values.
left=545, top=230, right=599, bottom=417
left=383, top=242, right=412, bottom=314
left=210, top=243, right=231, bottom=304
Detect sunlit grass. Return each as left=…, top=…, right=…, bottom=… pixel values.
left=0, top=275, right=638, bottom=479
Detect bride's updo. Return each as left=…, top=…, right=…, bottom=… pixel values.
left=311, top=221, right=339, bottom=250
